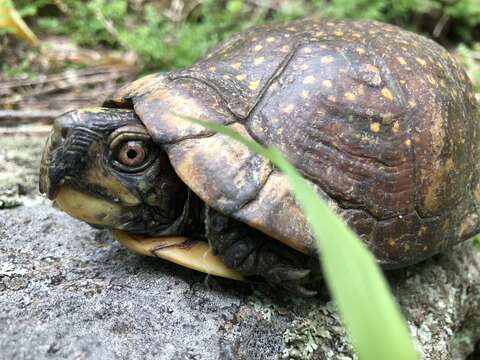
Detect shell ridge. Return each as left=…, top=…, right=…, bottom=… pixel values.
left=233, top=166, right=275, bottom=212
left=167, top=74, right=241, bottom=121
left=242, top=42, right=301, bottom=119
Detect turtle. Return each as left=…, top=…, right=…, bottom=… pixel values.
left=39, top=18, right=480, bottom=294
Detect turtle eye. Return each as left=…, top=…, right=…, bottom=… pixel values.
left=112, top=139, right=155, bottom=172
left=117, top=141, right=147, bottom=167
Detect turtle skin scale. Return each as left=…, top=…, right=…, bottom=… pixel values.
left=106, top=18, right=480, bottom=269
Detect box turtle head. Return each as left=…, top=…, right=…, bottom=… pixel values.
left=39, top=107, right=190, bottom=236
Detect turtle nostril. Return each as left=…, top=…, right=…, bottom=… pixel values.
left=52, top=116, right=71, bottom=144
left=61, top=127, right=69, bottom=139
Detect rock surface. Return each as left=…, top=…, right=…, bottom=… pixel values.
left=1, top=133, right=480, bottom=360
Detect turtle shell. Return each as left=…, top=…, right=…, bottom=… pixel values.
left=106, top=19, right=480, bottom=268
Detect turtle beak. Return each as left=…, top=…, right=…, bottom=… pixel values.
left=39, top=132, right=58, bottom=199
left=39, top=111, right=90, bottom=200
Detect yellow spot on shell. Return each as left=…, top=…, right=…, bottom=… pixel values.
left=370, top=122, right=381, bottom=132
left=405, top=139, right=412, bottom=146
left=415, top=57, right=427, bottom=66
left=254, top=45, right=263, bottom=52
left=352, top=33, right=361, bottom=38
left=322, top=79, right=332, bottom=88
left=321, top=56, right=334, bottom=64
left=392, top=121, right=400, bottom=133
left=344, top=92, right=356, bottom=101
left=382, top=88, right=394, bottom=101
left=334, top=31, right=344, bottom=36
left=222, top=75, right=230, bottom=80
left=254, top=56, right=265, bottom=65
left=208, top=66, right=216, bottom=72
left=248, top=80, right=260, bottom=90
left=408, top=100, right=417, bottom=108
left=230, top=63, right=241, bottom=70
left=266, top=36, right=275, bottom=42
left=327, top=95, right=336, bottom=102
left=303, top=75, right=315, bottom=84
left=397, top=57, right=407, bottom=65
left=301, top=90, right=309, bottom=99
left=355, top=48, right=366, bottom=54
left=283, top=104, right=295, bottom=113
left=427, top=75, right=437, bottom=85
left=236, top=73, right=247, bottom=81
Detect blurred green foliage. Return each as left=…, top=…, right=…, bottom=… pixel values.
left=474, top=235, right=480, bottom=249
left=456, top=43, right=480, bottom=93
left=13, top=0, right=480, bottom=72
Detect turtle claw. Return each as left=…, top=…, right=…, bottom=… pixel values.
left=267, top=267, right=311, bottom=283
left=287, top=283, right=318, bottom=297
left=267, top=267, right=317, bottom=296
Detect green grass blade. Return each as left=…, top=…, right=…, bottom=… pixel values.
left=175, top=114, right=418, bottom=360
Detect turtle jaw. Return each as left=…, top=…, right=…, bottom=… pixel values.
left=53, top=184, right=124, bottom=226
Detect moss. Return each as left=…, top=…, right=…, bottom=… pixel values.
left=248, top=288, right=280, bottom=321
left=281, top=301, right=354, bottom=360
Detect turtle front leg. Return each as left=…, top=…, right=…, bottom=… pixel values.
left=205, top=207, right=316, bottom=296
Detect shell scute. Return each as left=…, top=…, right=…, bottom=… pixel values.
left=168, top=27, right=297, bottom=119
left=248, top=40, right=415, bottom=220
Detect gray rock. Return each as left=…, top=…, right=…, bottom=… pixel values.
left=0, top=133, right=479, bottom=360
left=1, top=202, right=479, bottom=360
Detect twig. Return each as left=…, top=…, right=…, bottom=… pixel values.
left=433, top=13, right=450, bottom=39
left=0, top=124, right=52, bottom=135
left=4, top=72, right=127, bottom=101
left=0, top=66, right=130, bottom=91
left=0, top=109, right=62, bottom=120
